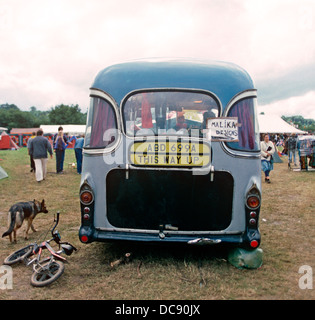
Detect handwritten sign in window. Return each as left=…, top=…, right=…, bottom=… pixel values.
left=206, top=117, right=240, bottom=142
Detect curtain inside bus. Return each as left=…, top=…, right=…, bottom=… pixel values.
left=85, top=97, right=117, bottom=148
left=226, top=98, right=260, bottom=151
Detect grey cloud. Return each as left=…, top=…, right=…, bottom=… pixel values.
left=256, top=62, right=315, bottom=105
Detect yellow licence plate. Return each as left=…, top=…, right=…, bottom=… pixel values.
left=130, top=141, right=211, bottom=167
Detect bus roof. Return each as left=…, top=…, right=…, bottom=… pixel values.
left=91, top=58, right=255, bottom=108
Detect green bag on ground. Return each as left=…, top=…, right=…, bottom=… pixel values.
left=228, top=247, right=263, bottom=269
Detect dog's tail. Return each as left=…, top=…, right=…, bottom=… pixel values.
left=2, top=210, right=16, bottom=238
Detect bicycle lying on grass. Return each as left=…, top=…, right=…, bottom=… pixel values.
left=3, top=212, right=77, bottom=287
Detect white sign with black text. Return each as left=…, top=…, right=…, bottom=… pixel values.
left=206, top=117, right=240, bottom=142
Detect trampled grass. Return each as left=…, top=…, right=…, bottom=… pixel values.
left=0, top=148, right=314, bottom=300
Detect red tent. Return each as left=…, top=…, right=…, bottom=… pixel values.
left=0, top=132, right=19, bottom=150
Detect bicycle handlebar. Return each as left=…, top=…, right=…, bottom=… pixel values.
left=51, top=211, right=60, bottom=236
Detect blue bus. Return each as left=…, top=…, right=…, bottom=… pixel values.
left=79, top=59, right=261, bottom=250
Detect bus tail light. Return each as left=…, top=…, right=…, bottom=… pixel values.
left=250, top=211, right=257, bottom=218
left=81, top=235, right=89, bottom=243
left=244, top=184, right=261, bottom=248
left=245, top=184, right=261, bottom=210
left=250, top=240, right=259, bottom=248
left=246, top=195, right=260, bottom=209
left=80, top=181, right=95, bottom=244
left=80, top=190, right=94, bottom=205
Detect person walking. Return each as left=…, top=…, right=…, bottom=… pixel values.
left=29, top=129, right=53, bottom=182
left=260, top=133, right=275, bottom=183
left=69, top=134, right=85, bottom=174
left=54, top=131, right=68, bottom=174
left=287, top=133, right=298, bottom=168
left=27, top=131, right=36, bottom=172
left=53, top=126, right=68, bottom=173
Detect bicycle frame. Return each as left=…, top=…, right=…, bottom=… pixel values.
left=27, top=240, right=67, bottom=267
left=27, top=212, right=73, bottom=266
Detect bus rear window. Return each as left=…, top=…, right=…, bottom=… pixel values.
left=226, top=98, right=260, bottom=152
left=123, top=90, right=219, bottom=137
left=85, top=97, right=118, bottom=148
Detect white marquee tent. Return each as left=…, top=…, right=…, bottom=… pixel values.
left=40, top=125, right=86, bottom=135
left=258, top=114, right=306, bottom=134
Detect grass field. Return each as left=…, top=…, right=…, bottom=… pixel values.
left=0, top=147, right=314, bottom=300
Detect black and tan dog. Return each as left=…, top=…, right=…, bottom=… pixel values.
left=2, top=199, right=48, bottom=243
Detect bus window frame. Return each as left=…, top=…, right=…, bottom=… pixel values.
left=120, top=88, right=222, bottom=140
left=84, top=89, right=122, bottom=154
left=221, top=90, right=261, bottom=158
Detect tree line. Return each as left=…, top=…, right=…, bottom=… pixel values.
left=0, top=103, right=87, bottom=131
left=282, top=115, right=315, bottom=133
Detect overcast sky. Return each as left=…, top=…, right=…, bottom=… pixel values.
left=1, top=0, right=315, bottom=119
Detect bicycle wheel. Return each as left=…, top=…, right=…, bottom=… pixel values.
left=30, top=260, right=65, bottom=287
left=3, top=244, right=34, bottom=265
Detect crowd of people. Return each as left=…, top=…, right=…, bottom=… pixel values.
left=27, top=126, right=84, bottom=183
left=260, top=132, right=315, bottom=183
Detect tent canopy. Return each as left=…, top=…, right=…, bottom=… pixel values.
left=258, top=114, right=306, bottom=134
left=40, top=125, right=86, bottom=135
